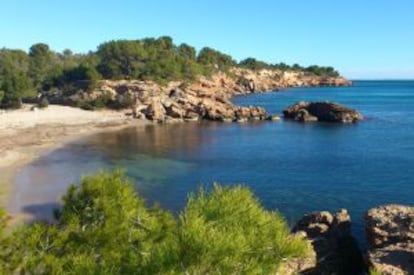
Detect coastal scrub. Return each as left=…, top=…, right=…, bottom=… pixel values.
left=0, top=171, right=309, bottom=274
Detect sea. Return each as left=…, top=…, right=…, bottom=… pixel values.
left=9, top=81, right=414, bottom=245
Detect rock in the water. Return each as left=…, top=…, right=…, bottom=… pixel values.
left=250, top=106, right=267, bottom=120
left=283, top=101, right=363, bottom=123
left=269, top=114, right=281, bottom=121
left=295, top=108, right=318, bottom=122
left=235, top=107, right=252, bottom=120
left=365, top=205, right=414, bottom=275
left=292, top=209, right=364, bottom=274
left=183, top=111, right=199, bottom=121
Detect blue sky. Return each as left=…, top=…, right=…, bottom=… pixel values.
left=1, top=0, right=413, bottom=79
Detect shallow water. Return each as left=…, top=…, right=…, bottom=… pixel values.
left=9, top=81, right=414, bottom=245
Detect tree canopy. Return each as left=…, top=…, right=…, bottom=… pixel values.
left=0, top=36, right=341, bottom=109
left=239, top=57, right=271, bottom=70
left=0, top=49, right=34, bottom=108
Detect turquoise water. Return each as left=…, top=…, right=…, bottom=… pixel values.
left=10, top=81, right=414, bottom=243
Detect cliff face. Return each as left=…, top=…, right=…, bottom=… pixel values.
left=51, top=68, right=351, bottom=123
left=190, top=68, right=351, bottom=96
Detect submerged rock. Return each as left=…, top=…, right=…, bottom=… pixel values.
left=365, top=204, right=414, bottom=275
left=283, top=101, right=363, bottom=123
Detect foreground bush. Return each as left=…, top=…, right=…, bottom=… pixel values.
left=0, top=171, right=309, bottom=274
left=176, top=185, right=309, bottom=273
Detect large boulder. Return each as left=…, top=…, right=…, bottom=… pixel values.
left=145, top=97, right=166, bottom=122
left=162, top=98, right=184, bottom=119
left=292, top=209, right=365, bottom=274
left=234, top=106, right=268, bottom=121
left=365, top=205, right=414, bottom=274
left=283, top=101, right=363, bottom=123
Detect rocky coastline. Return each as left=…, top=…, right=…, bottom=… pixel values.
left=47, top=68, right=352, bottom=124
left=6, top=69, right=407, bottom=272
left=0, top=68, right=356, bottom=219
left=286, top=204, right=414, bottom=274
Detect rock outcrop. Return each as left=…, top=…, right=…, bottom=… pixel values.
left=291, top=209, right=365, bottom=274
left=92, top=79, right=271, bottom=123
left=231, top=68, right=352, bottom=93
left=365, top=205, right=414, bottom=275
left=46, top=68, right=353, bottom=123
left=283, top=101, right=363, bottom=123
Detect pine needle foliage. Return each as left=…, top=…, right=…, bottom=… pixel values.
left=0, top=171, right=309, bottom=274
left=176, top=184, right=309, bottom=274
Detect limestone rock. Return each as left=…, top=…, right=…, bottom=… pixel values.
left=133, top=104, right=148, bottom=119
left=366, top=205, right=414, bottom=248
left=184, top=111, right=199, bottom=121
left=366, top=205, right=414, bottom=274
left=295, top=109, right=318, bottom=122
left=250, top=106, right=267, bottom=120
left=145, top=98, right=166, bottom=122
left=165, top=105, right=184, bottom=119
left=292, top=209, right=364, bottom=274
left=368, top=243, right=414, bottom=275
left=283, top=101, right=363, bottom=123
left=235, top=107, right=252, bottom=120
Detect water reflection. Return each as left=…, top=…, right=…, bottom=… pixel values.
left=8, top=121, right=272, bottom=221
left=88, top=121, right=269, bottom=160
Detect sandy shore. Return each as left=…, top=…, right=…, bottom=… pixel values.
left=0, top=104, right=145, bottom=209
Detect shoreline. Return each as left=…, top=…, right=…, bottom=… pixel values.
left=0, top=104, right=147, bottom=218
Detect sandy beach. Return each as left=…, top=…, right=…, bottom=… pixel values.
left=0, top=104, right=144, bottom=209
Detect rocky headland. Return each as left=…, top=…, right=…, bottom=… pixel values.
left=47, top=68, right=352, bottom=124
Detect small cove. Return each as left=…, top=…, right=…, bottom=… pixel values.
left=8, top=81, right=414, bottom=246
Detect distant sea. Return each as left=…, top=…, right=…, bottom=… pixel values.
left=10, top=81, right=414, bottom=245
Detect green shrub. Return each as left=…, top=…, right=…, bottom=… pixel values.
left=369, top=267, right=382, bottom=275
left=111, top=93, right=135, bottom=109
left=1, top=171, right=176, bottom=274
left=239, top=57, right=270, bottom=70
left=78, top=101, right=95, bottom=111
left=91, top=92, right=113, bottom=109
left=0, top=93, right=22, bottom=109
left=176, top=184, right=309, bottom=273
left=0, top=208, right=10, bottom=273
left=0, top=171, right=310, bottom=274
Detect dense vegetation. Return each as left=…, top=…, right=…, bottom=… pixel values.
left=0, top=36, right=340, bottom=109
left=0, top=171, right=309, bottom=274
left=238, top=57, right=339, bottom=77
